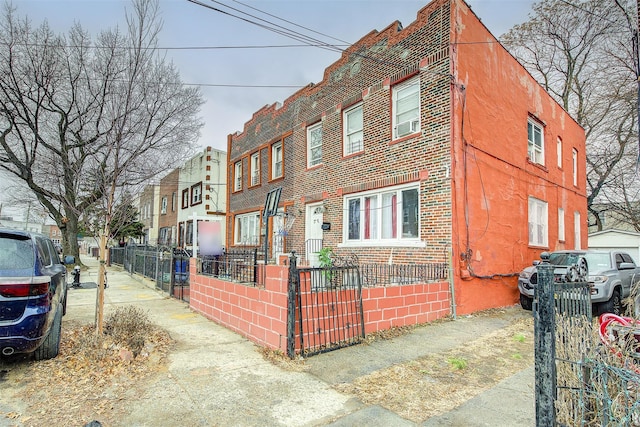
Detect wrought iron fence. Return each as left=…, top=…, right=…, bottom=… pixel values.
left=198, top=248, right=258, bottom=285
left=359, top=262, right=448, bottom=287
left=535, top=261, right=640, bottom=426
left=109, top=246, right=188, bottom=301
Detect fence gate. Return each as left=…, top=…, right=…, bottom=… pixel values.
left=287, top=253, right=365, bottom=358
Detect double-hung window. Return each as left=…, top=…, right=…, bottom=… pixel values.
left=234, top=212, right=260, bottom=245
left=161, top=196, right=168, bottom=215
left=344, top=184, right=420, bottom=246
left=528, top=196, right=548, bottom=247
left=527, top=119, right=544, bottom=165
left=572, top=148, right=578, bottom=186
left=234, top=161, right=242, bottom=192
left=181, top=189, right=189, bottom=209
left=393, top=77, right=420, bottom=139
left=271, top=141, right=283, bottom=179
left=343, top=103, right=363, bottom=156
left=191, top=182, right=202, bottom=205
left=250, top=152, right=260, bottom=186
left=307, top=122, right=322, bottom=168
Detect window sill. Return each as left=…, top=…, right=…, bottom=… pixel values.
left=268, top=176, right=284, bottom=184
left=526, top=157, right=548, bottom=172
left=390, top=132, right=420, bottom=146
left=306, top=163, right=322, bottom=171
left=342, top=151, right=364, bottom=160
left=338, top=240, right=426, bottom=249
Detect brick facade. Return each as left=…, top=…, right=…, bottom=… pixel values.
left=225, top=0, right=587, bottom=315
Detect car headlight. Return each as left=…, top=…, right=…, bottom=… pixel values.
left=588, top=275, right=608, bottom=284
left=519, top=270, right=532, bottom=279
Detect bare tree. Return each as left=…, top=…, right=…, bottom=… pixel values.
left=0, top=0, right=203, bottom=263
left=501, top=0, right=639, bottom=231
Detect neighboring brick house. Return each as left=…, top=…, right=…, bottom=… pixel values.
left=176, top=147, right=227, bottom=253
left=158, top=168, right=180, bottom=247
left=225, top=0, right=586, bottom=315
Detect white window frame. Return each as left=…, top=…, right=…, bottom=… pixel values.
left=343, top=103, right=363, bottom=156
left=161, top=196, right=168, bottom=215
left=558, top=208, right=565, bottom=242
left=234, top=161, right=242, bottom=192
left=556, top=137, right=562, bottom=168
left=307, top=122, right=322, bottom=168
left=340, top=183, right=425, bottom=248
left=234, top=212, right=261, bottom=246
left=271, top=141, right=283, bottom=179
left=528, top=196, right=548, bottom=247
left=250, top=152, right=260, bottom=186
left=191, top=183, right=202, bottom=204
left=574, top=211, right=581, bottom=250
left=527, top=119, right=544, bottom=165
left=572, top=148, right=578, bottom=186
left=392, top=77, right=420, bottom=140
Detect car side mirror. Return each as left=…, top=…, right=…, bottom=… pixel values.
left=64, top=255, right=76, bottom=265
left=618, top=262, right=635, bottom=270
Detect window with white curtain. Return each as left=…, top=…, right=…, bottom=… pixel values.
left=343, top=184, right=420, bottom=246
left=234, top=212, right=260, bottom=245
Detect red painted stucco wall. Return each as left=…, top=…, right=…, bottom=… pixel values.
left=447, top=1, right=587, bottom=314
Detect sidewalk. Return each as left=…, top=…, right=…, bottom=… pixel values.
left=62, top=256, right=536, bottom=425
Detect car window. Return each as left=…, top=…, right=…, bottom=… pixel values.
left=0, top=234, right=35, bottom=269
left=621, top=253, right=634, bottom=264
left=549, top=253, right=585, bottom=266
left=36, top=237, right=52, bottom=267
left=615, top=254, right=624, bottom=269
left=584, top=253, right=611, bottom=270
left=44, top=239, right=61, bottom=265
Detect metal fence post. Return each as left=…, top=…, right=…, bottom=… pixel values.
left=286, top=251, right=298, bottom=359
left=535, top=254, right=556, bottom=426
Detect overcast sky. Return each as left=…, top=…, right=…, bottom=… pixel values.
left=11, top=0, right=536, bottom=153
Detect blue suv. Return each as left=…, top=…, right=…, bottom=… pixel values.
left=0, top=229, right=70, bottom=360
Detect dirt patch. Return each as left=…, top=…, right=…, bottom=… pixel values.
left=334, top=316, right=534, bottom=423
left=1, top=309, right=173, bottom=427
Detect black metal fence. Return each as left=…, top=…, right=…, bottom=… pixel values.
left=535, top=261, right=640, bottom=426
left=198, top=248, right=259, bottom=285
left=359, top=262, right=448, bottom=287
left=109, top=246, right=189, bottom=302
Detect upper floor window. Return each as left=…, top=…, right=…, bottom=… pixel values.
left=250, top=152, right=260, bottom=186
left=556, top=137, right=562, bottom=168
left=343, top=103, right=363, bottom=156
left=527, top=119, right=544, bottom=165
left=234, top=161, right=242, bottom=192
left=528, top=196, right=548, bottom=247
left=572, top=148, right=578, bottom=186
left=393, top=77, right=420, bottom=139
left=172, top=192, right=177, bottom=211
left=343, top=184, right=420, bottom=246
left=181, top=189, right=189, bottom=209
left=307, top=122, right=322, bottom=168
left=271, top=141, right=283, bottom=179
left=161, top=196, right=168, bottom=215
left=191, top=182, right=202, bottom=205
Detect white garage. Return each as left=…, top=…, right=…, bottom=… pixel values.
left=588, top=229, right=640, bottom=264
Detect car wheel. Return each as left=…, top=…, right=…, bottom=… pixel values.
left=34, top=308, right=62, bottom=361
left=520, top=293, right=533, bottom=311
left=599, top=288, right=622, bottom=316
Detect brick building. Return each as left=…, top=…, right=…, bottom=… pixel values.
left=158, top=168, right=180, bottom=247
left=225, top=0, right=586, bottom=314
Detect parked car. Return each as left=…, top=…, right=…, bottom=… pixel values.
left=518, top=250, right=640, bottom=315
left=0, top=229, right=72, bottom=360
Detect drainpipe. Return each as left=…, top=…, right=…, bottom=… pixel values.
left=448, top=247, right=457, bottom=320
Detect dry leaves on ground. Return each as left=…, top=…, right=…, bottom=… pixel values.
left=333, top=316, right=534, bottom=423
left=5, top=307, right=173, bottom=427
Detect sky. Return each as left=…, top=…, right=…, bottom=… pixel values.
left=1, top=0, right=536, bottom=219
left=11, top=0, right=536, bottom=153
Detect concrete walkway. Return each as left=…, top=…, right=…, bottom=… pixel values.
left=3, top=255, right=535, bottom=426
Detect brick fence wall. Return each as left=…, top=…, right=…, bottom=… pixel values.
left=188, top=259, right=451, bottom=354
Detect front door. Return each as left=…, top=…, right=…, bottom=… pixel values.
left=305, top=203, right=324, bottom=266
